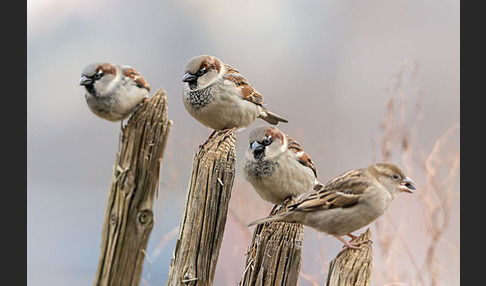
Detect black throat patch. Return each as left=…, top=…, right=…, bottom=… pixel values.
left=188, top=87, right=212, bottom=109
left=245, top=159, right=277, bottom=179
left=85, top=84, right=98, bottom=97
left=253, top=149, right=265, bottom=160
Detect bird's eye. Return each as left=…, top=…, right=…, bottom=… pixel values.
left=196, top=68, right=206, bottom=76
left=392, top=174, right=400, bottom=180
left=262, top=138, right=272, bottom=146
left=93, top=71, right=103, bottom=80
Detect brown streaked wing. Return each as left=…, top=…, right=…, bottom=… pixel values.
left=223, top=64, right=264, bottom=105
left=290, top=170, right=369, bottom=212
left=286, top=135, right=317, bottom=178
left=122, top=67, right=151, bottom=91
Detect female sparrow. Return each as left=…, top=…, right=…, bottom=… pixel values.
left=243, top=126, right=318, bottom=205
left=248, top=162, right=415, bottom=251
left=79, top=62, right=150, bottom=122
left=182, top=55, right=288, bottom=133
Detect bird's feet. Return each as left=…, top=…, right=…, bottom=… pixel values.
left=221, top=127, right=236, bottom=140
left=272, top=196, right=295, bottom=214
left=199, top=130, right=218, bottom=149
left=334, top=234, right=372, bottom=256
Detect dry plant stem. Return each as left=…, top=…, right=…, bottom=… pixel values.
left=326, top=229, right=373, bottom=286
left=239, top=197, right=304, bottom=286
left=93, top=88, right=172, bottom=286
left=379, top=59, right=460, bottom=285
left=167, top=130, right=237, bottom=286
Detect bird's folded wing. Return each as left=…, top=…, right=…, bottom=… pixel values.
left=122, top=66, right=151, bottom=91
left=291, top=170, right=370, bottom=211
left=286, top=135, right=318, bottom=178
left=224, top=64, right=264, bottom=105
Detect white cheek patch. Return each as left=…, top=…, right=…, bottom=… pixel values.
left=278, top=137, right=288, bottom=153
left=280, top=142, right=287, bottom=153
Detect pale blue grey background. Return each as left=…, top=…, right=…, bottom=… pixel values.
left=28, top=0, right=460, bottom=285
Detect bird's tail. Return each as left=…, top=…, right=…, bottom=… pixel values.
left=247, top=213, right=288, bottom=227
left=261, top=109, right=288, bottom=125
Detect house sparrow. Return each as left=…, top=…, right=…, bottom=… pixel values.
left=79, top=62, right=150, bottom=122
left=243, top=126, right=318, bottom=205
left=248, top=162, right=415, bottom=251
left=182, top=55, right=288, bottom=133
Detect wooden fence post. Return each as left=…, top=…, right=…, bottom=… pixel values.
left=166, top=131, right=237, bottom=286
left=326, top=229, right=373, bottom=286
left=239, top=202, right=373, bottom=286
left=93, top=88, right=172, bottom=286
left=239, top=197, right=304, bottom=286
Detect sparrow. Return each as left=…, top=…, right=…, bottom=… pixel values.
left=181, top=55, right=288, bottom=134
left=79, top=62, right=150, bottom=122
left=248, top=162, right=416, bottom=252
left=243, top=126, right=318, bottom=205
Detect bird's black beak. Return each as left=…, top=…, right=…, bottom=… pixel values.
left=251, top=141, right=265, bottom=153
left=182, top=72, right=197, bottom=83
left=79, top=75, right=93, bottom=86
left=399, top=177, right=416, bottom=193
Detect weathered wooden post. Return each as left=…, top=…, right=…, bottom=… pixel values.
left=326, top=229, right=373, bottom=286
left=239, top=201, right=373, bottom=286
left=239, top=197, right=304, bottom=286
left=167, top=131, right=237, bottom=286
left=93, top=88, right=172, bottom=286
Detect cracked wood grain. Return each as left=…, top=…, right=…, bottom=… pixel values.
left=93, top=88, right=172, bottom=286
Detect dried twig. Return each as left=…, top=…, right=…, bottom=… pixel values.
left=376, top=59, right=460, bottom=285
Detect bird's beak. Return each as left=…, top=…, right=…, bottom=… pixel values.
left=182, top=73, right=197, bottom=83
left=250, top=141, right=265, bottom=153
left=399, top=177, right=416, bottom=193
left=79, top=75, right=93, bottom=86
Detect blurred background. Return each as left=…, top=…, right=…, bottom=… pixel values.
left=27, top=0, right=459, bottom=285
